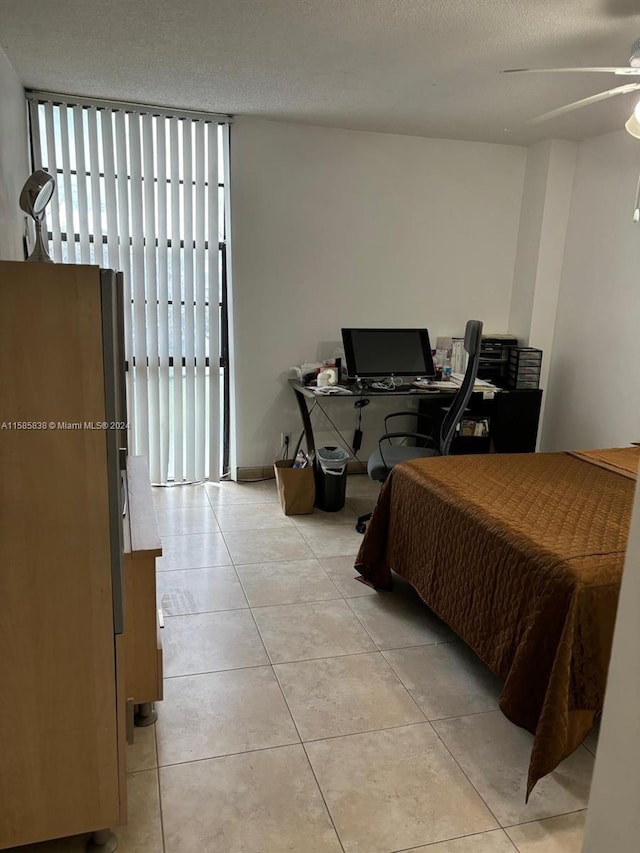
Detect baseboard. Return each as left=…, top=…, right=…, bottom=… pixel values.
left=347, top=459, right=368, bottom=475
left=235, top=459, right=367, bottom=481
left=235, top=466, right=275, bottom=481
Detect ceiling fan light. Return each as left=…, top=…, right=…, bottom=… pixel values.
left=625, top=112, right=640, bottom=139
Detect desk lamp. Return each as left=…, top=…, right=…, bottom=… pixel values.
left=20, top=169, right=56, bottom=262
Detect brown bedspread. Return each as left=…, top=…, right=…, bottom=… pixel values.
left=569, top=446, right=639, bottom=480
left=355, top=448, right=638, bottom=797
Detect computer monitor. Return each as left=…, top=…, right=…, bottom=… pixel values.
left=341, top=328, right=435, bottom=378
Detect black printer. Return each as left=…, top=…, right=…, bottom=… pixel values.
left=477, top=335, right=518, bottom=387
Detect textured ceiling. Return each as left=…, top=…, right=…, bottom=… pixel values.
left=2, top=0, right=640, bottom=144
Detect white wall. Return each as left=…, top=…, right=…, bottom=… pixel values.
left=508, top=140, right=577, bottom=445
left=509, top=142, right=553, bottom=344
left=526, top=141, right=577, bottom=393
left=0, top=47, right=28, bottom=261
left=583, top=477, right=640, bottom=852
left=542, top=130, right=640, bottom=451
left=229, top=117, right=526, bottom=470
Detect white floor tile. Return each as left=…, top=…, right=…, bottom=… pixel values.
left=160, top=745, right=342, bottom=852
left=275, top=652, right=425, bottom=740
left=505, top=811, right=586, bottom=852
left=223, top=527, right=314, bottom=564
left=403, top=830, right=517, bottom=852
left=347, top=588, right=455, bottom=649
left=306, top=724, right=498, bottom=853
left=299, top=523, right=364, bottom=558
left=126, top=723, right=157, bottom=773
left=320, top=556, right=377, bottom=597
left=157, top=668, right=299, bottom=765
left=163, top=610, right=268, bottom=676
left=157, top=566, right=248, bottom=614
left=204, top=479, right=278, bottom=506
left=235, top=559, right=340, bottom=607
left=433, top=712, right=594, bottom=826
left=290, top=506, right=358, bottom=529
left=252, top=600, right=376, bottom=663
left=153, top=484, right=210, bottom=508
left=383, top=642, right=502, bottom=719
left=158, top=532, right=232, bottom=570
left=214, top=502, right=294, bottom=531
left=154, top=505, right=220, bottom=536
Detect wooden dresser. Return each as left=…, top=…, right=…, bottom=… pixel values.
left=0, top=261, right=162, bottom=851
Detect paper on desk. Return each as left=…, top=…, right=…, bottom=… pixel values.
left=432, top=374, right=498, bottom=400
left=412, top=380, right=456, bottom=389
left=450, top=373, right=496, bottom=387
left=414, top=377, right=499, bottom=399
left=450, top=373, right=499, bottom=399
left=314, top=386, right=353, bottom=395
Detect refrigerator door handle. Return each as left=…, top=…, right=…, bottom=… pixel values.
left=101, top=269, right=125, bottom=635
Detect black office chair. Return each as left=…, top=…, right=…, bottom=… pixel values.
left=355, top=319, right=483, bottom=533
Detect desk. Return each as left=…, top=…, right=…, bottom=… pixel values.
left=289, top=379, right=542, bottom=459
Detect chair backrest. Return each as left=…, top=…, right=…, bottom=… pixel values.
left=439, top=319, right=483, bottom=456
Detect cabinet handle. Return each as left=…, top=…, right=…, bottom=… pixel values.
left=121, top=474, right=128, bottom=518
left=126, top=699, right=135, bottom=744
left=157, top=607, right=165, bottom=629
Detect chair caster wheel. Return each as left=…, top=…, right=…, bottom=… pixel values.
left=356, top=522, right=367, bottom=534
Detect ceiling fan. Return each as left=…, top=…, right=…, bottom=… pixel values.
left=503, top=36, right=640, bottom=126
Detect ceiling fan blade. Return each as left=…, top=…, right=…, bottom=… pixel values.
left=528, top=82, right=640, bottom=124
left=503, top=67, right=640, bottom=75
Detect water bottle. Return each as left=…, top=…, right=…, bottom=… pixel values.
left=442, top=358, right=452, bottom=381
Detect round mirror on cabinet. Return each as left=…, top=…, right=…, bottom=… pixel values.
left=19, top=169, right=56, bottom=263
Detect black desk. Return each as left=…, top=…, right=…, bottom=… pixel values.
left=289, top=379, right=542, bottom=459
left=419, top=387, right=543, bottom=454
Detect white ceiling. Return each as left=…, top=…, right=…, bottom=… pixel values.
left=2, top=0, right=640, bottom=145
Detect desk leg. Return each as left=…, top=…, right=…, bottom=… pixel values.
left=292, top=386, right=316, bottom=458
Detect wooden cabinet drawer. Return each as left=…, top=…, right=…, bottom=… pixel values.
left=123, top=457, right=163, bottom=707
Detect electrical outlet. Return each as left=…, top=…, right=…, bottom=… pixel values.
left=281, top=432, right=290, bottom=448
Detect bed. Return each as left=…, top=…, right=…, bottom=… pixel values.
left=355, top=446, right=639, bottom=797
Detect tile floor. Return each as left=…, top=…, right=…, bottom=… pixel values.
left=11, top=475, right=595, bottom=853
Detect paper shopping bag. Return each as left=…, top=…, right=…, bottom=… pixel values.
left=273, top=460, right=315, bottom=515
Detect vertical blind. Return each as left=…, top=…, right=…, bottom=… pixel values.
left=28, top=94, right=229, bottom=484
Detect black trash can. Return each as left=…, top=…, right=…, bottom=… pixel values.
left=315, top=447, right=350, bottom=512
